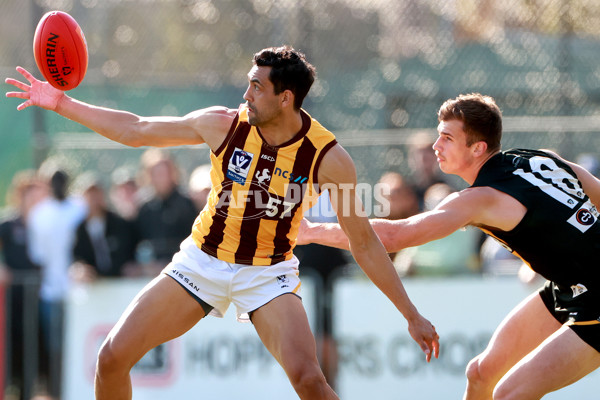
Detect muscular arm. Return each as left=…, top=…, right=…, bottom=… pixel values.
left=6, top=67, right=235, bottom=150
left=300, top=208, right=463, bottom=252
left=300, top=186, right=523, bottom=253
left=54, top=97, right=236, bottom=149
left=318, top=145, right=439, bottom=361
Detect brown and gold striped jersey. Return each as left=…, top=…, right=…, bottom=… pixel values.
left=191, top=105, right=337, bottom=266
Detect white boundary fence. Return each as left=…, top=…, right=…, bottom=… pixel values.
left=62, top=275, right=599, bottom=400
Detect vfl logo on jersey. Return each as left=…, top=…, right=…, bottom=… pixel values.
left=567, top=203, right=598, bottom=233
left=226, top=148, right=254, bottom=185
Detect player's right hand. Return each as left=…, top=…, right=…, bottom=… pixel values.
left=407, top=313, right=440, bottom=363
left=5, top=66, right=65, bottom=111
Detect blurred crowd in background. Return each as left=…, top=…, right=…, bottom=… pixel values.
left=0, top=147, right=210, bottom=400
left=4, top=132, right=596, bottom=400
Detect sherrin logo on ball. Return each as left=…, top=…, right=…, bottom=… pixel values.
left=33, top=10, right=88, bottom=90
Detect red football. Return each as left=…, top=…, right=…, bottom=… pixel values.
left=33, top=11, right=88, bottom=90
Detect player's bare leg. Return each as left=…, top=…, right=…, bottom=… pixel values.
left=94, top=274, right=206, bottom=400
left=463, top=292, right=561, bottom=400
left=252, top=293, right=339, bottom=400
left=493, top=325, right=600, bottom=400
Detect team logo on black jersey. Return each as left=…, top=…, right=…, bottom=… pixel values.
left=576, top=208, right=595, bottom=226
left=567, top=203, right=597, bottom=233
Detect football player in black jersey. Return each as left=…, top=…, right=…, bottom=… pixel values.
left=299, top=93, right=600, bottom=400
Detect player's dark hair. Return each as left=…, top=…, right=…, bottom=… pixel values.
left=253, top=46, right=316, bottom=110
left=438, top=93, right=502, bottom=152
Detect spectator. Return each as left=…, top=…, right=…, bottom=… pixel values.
left=378, top=171, right=420, bottom=220
left=376, top=172, right=420, bottom=263
left=0, top=170, right=47, bottom=400
left=188, top=164, right=212, bottom=212
left=109, top=166, right=141, bottom=222
left=407, top=131, right=454, bottom=209
left=70, top=172, right=139, bottom=283
left=27, top=163, right=87, bottom=398
left=135, top=149, right=197, bottom=273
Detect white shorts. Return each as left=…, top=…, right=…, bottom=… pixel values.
left=163, top=237, right=302, bottom=322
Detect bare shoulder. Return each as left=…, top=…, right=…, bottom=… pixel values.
left=318, top=144, right=356, bottom=185
left=184, top=106, right=238, bottom=151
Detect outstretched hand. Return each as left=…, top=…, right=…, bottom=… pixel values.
left=407, top=314, right=440, bottom=362
left=5, top=66, right=65, bottom=111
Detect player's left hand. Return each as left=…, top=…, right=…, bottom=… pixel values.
left=407, top=314, right=440, bottom=362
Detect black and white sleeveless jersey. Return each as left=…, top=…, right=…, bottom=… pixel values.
left=471, top=149, right=600, bottom=290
